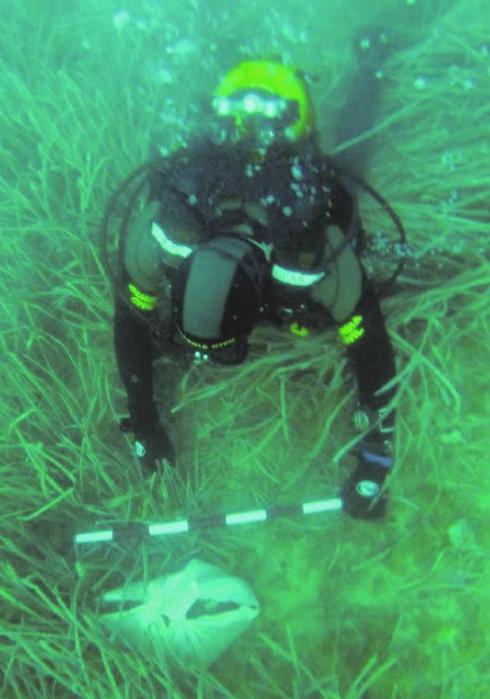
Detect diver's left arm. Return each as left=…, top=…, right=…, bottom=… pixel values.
left=338, top=275, right=396, bottom=520
left=311, top=226, right=396, bottom=520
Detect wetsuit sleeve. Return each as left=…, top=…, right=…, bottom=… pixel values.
left=319, top=167, right=395, bottom=420
left=338, top=274, right=396, bottom=431
left=113, top=199, right=163, bottom=435
left=113, top=149, right=208, bottom=434
left=114, top=290, right=159, bottom=434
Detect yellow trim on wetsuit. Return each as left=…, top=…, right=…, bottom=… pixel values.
left=290, top=322, right=310, bottom=338
left=128, top=283, right=157, bottom=311
left=338, top=315, right=365, bottom=345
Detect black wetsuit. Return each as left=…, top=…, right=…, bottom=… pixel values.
left=113, top=136, right=396, bottom=440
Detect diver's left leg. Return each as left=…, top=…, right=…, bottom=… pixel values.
left=333, top=25, right=400, bottom=176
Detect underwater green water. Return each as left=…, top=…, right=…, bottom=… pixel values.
left=1, top=1, right=489, bottom=697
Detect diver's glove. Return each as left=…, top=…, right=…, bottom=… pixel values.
left=341, top=404, right=395, bottom=520
left=120, top=416, right=176, bottom=471
left=341, top=452, right=391, bottom=520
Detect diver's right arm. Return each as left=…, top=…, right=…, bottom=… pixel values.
left=113, top=199, right=176, bottom=470
left=113, top=285, right=159, bottom=436
left=111, top=144, right=212, bottom=470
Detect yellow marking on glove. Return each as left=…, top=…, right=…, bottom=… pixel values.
left=128, top=283, right=157, bottom=311
left=338, top=315, right=365, bottom=345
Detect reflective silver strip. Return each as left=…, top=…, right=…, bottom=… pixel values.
left=151, top=223, right=325, bottom=288
left=151, top=222, right=193, bottom=258
left=271, top=264, right=325, bottom=287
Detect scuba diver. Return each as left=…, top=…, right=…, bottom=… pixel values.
left=106, top=31, right=403, bottom=521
